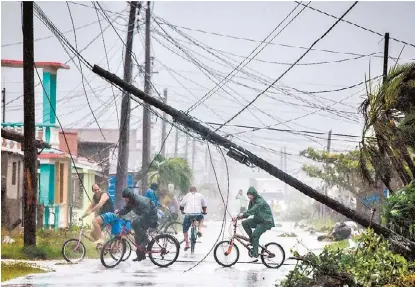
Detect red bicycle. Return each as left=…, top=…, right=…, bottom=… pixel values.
left=100, top=217, right=180, bottom=268
left=213, top=218, right=285, bottom=268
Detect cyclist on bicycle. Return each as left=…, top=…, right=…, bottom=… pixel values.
left=115, top=188, right=158, bottom=262
left=234, top=186, right=275, bottom=260
left=144, top=183, right=167, bottom=220
left=180, top=186, right=207, bottom=251
left=81, top=184, right=114, bottom=244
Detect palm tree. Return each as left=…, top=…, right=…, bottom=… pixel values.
left=135, top=155, right=193, bottom=195
left=359, top=63, right=415, bottom=193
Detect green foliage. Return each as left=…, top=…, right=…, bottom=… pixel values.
left=280, top=229, right=411, bottom=287
left=1, top=262, right=46, bottom=282
left=383, top=181, right=415, bottom=241
left=1, top=228, right=99, bottom=260
left=300, top=147, right=372, bottom=197
left=135, top=155, right=193, bottom=195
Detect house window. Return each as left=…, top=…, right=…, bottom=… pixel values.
left=72, top=174, right=83, bottom=209
left=12, top=162, right=17, bottom=185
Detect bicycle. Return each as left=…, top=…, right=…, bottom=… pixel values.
left=100, top=216, right=180, bottom=269
left=157, top=207, right=184, bottom=244
left=61, top=220, right=112, bottom=263
left=213, top=218, right=285, bottom=268
left=183, top=212, right=206, bottom=254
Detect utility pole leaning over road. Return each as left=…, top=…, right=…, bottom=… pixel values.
left=115, top=1, right=138, bottom=208
left=22, top=1, right=37, bottom=246
left=160, top=88, right=167, bottom=157
left=141, top=1, right=152, bottom=189
left=93, top=64, right=415, bottom=253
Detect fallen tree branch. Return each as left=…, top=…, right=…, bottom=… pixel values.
left=1, top=128, right=51, bottom=149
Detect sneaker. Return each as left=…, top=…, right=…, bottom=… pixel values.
left=133, top=252, right=146, bottom=262
left=184, top=246, right=190, bottom=251
left=197, top=232, right=202, bottom=238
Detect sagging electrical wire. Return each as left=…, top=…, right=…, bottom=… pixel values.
left=215, top=1, right=359, bottom=133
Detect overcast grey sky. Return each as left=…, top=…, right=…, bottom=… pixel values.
left=2, top=1, right=415, bottom=191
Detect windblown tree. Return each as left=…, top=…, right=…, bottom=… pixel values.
left=359, top=63, right=415, bottom=193
left=135, top=155, right=193, bottom=195
left=300, top=148, right=374, bottom=215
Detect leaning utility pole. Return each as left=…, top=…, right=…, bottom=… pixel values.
left=141, top=1, right=152, bottom=188
left=383, top=33, right=390, bottom=84
left=22, top=1, right=37, bottom=246
left=160, top=88, right=167, bottom=157
left=115, top=1, right=138, bottom=208
left=93, top=64, right=415, bottom=253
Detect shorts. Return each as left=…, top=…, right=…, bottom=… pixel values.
left=183, top=214, right=204, bottom=233
left=100, top=212, right=131, bottom=235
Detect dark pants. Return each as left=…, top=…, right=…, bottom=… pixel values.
left=242, top=218, right=273, bottom=257
left=132, top=214, right=158, bottom=249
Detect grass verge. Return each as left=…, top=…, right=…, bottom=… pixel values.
left=1, top=227, right=100, bottom=260
left=1, top=262, right=46, bottom=282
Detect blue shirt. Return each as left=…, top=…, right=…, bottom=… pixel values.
left=144, top=188, right=161, bottom=207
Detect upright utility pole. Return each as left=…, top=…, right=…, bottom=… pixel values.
left=115, top=1, right=138, bottom=208
left=383, top=33, right=390, bottom=84
left=141, top=1, right=152, bottom=188
left=22, top=1, right=37, bottom=246
left=192, top=138, right=196, bottom=171
left=174, top=128, right=179, bottom=157
left=185, top=134, right=189, bottom=161
left=322, top=130, right=332, bottom=217
left=283, top=146, right=287, bottom=194
left=160, top=88, right=167, bottom=157
left=2, top=88, right=5, bottom=122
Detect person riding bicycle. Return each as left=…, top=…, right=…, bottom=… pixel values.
left=81, top=183, right=114, bottom=244
left=180, top=186, right=207, bottom=251
left=115, top=188, right=159, bottom=262
left=235, top=186, right=275, bottom=261
left=144, top=183, right=166, bottom=220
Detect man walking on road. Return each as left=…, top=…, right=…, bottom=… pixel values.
left=236, top=189, right=249, bottom=213
left=236, top=186, right=275, bottom=261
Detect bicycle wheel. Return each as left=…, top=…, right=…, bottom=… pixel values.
left=213, top=240, right=239, bottom=267
left=148, top=234, right=180, bottom=268
left=190, top=225, right=197, bottom=254
left=164, top=221, right=184, bottom=244
left=121, top=239, right=132, bottom=261
left=260, top=242, right=285, bottom=269
left=100, top=236, right=126, bottom=268
left=62, top=239, right=86, bottom=263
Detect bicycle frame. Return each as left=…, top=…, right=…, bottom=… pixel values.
left=117, top=219, right=166, bottom=255
left=225, top=218, right=272, bottom=257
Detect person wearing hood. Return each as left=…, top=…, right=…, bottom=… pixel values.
left=115, top=188, right=159, bottom=262
left=235, top=186, right=275, bottom=260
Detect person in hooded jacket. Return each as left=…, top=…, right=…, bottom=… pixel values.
left=235, top=186, right=275, bottom=260
left=115, top=188, right=159, bottom=262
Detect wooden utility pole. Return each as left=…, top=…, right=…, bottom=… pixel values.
left=383, top=33, right=390, bottom=84
left=141, top=1, right=152, bottom=188
left=192, top=138, right=196, bottom=171
left=174, top=128, right=179, bottom=157
left=115, top=1, right=138, bottom=208
left=185, top=135, right=189, bottom=161
left=2, top=88, right=5, bottom=122
left=160, top=88, right=167, bottom=157
left=22, top=1, right=37, bottom=246
left=321, top=130, right=332, bottom=217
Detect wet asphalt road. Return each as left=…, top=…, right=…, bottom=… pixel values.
left=3, top=221, right=327, bottom=287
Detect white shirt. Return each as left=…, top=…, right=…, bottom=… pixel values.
left=180, top=192, right=207, bottom=214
